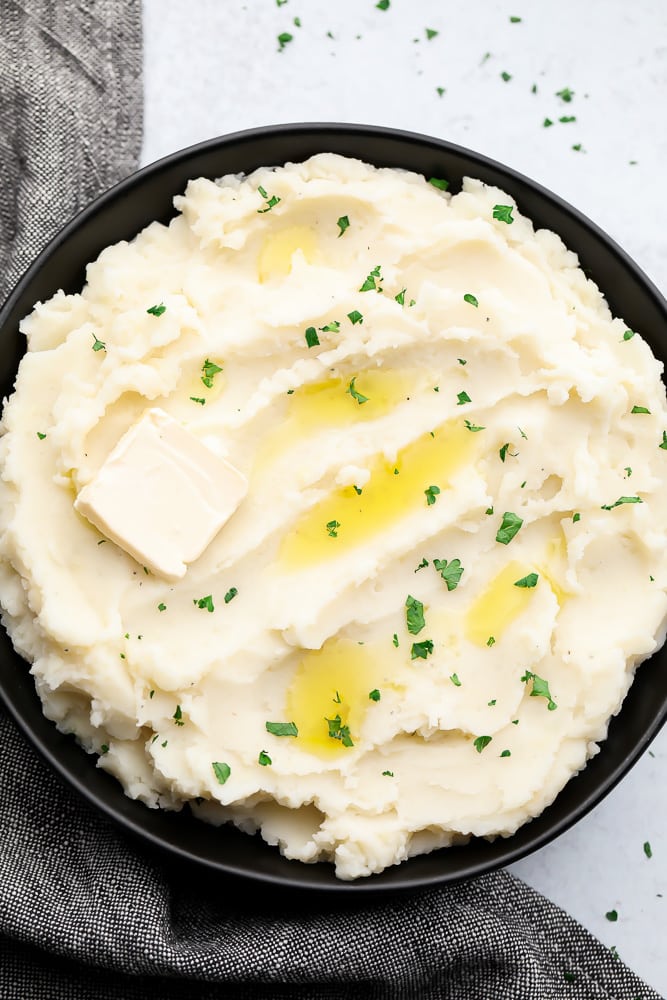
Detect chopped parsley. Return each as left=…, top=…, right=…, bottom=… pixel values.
left=425, top=27, right=439, bottom=39
left=265, top=721, right=298, bottom=737
left=147, top=303, right=166, bottom=317
left=559, top=115, right=576, bottom=123
left=487, top=636, right=496, bottom=647
left=353, top=485, right=363, bottom=495
left=405, top=595, right=426, bottom=635
left=326, top=519, right=340, bottom=537
left=411, top=639, right=434, bottom=660
left=500, top=749, right=511, bottom=757
left=488, top=699, right=496, bottom=706
left=277, top=32, right=293, bottom=51
left=320, top=321, right=340, bottom=333
left=376, top=0, right=390, bottom=8
left=392, top=633, right=399, bottom=647
left=369, top=689, right=381, bottom=702
left=424, top=484, right=441, bottom=506
left=436, top=86, right=446, bottom=97
left=450, top=673, right=461, bottom=687
left=91, top=333, right=106, bottom=352
left=624, top=466, right=632, bottom=477
left=573, top=512, right=581, bottom=522
left=305, top=326, right=320, bottom=348
left=473, top=735, right=492, bottom=753
left=496, top=511, right=523, bottom=544
left=458, top=358, right=467, bottom=366
left=257, top=184, right=281, bottom=211
left=201, top=359, right=223, bottom=388
left=521, top=670, right=557, bottom=710
left=600, top=495, right=643, bottom=510
left=212, top=761, right=231, bottom=784
left=457, top=391, right=471, bottom=405
left=100, top=744, right=109, bottom=754
left=500, top=443, right=519, bottom=462
left=36, top=432, right=46, bottom=440
left=258, top=750, right=272, bottom=766
left=486, top=507, right=494, bottom=515
left=543, top=118, right=554, bottom=128
left=196, top=595, right=215, bottom=612
left=492, top=204, right=514, bottom=224
left=223, top=587, right=238, bottom=604
left=464, top=419, right=485, bottom=432
left=173, top=705, right=184, bottom=726
left=382, top=770, right=394, bottom=776
left=463, top=293, right=479, bottom=307
left=514, top=572, right=538, bottom=588
left=631, top=405, right=650, bottom=414
left=660, top=431, right=667, bottom=450
left=337, top=215, right=350, bottom=237
left=509, top=15, right=522, bottom=22
left=644, top=841, right=653, bottom=859
left=395, top=288, right=406, bottom=305
left=325, top=715, right=354, bottom=747
left=158, top=602, right=167, bottom=612
left=346, top=377, right=369, bottom=404
left=500, top=71, right=512, bottom=82
left=605, top=909, right=618, bottom=922
left=556, top=86, right=574, bottom=102
left=571, top=143, right=584, bottom=152
left=190, top=396, right=206, bottom=405
left=359, top=265, right=383, bottom=292
left=415, top=557, right=429, bottom=572
left=623, top=329, right=636, bottom=341
left=433, top=557, right=464, bottom=591
left=428, top=177, right=449, bottom=190
left=347, top=310, right=364, bottom=325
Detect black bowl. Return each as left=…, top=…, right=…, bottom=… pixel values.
left=1, top=123, right=666, bottom=892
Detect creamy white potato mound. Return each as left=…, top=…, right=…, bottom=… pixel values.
left=2, top=154, right=667, bottom=880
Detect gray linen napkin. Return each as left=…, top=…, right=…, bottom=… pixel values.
left=0, top=3, right=661, bottom=998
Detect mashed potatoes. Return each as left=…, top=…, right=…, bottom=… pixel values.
left=1, top=153, right=667, bottom=880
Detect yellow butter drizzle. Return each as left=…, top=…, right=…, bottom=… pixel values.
left=253, top=370, right=417, bottom=480
left=465, top=542, right=570, bottom=647
left=258, top=226, right=317, bottom=282
left=279, top=419, right=473, bottom=568
left=465, top=561, right=537, bottom=646
left=285, top=638, right=388, bottom=757
left=183, top=359, right=225, bottom=403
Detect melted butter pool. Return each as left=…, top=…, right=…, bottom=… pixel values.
left=285, top=638, right=389, bottom=757
left=279, top=419, right=472, bottom=568
left=258, top=226, right=317, bottom=282
left=465, top=560, right=539, bottom=646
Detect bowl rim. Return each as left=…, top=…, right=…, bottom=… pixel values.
left=1, top=121, right=666, bottom=892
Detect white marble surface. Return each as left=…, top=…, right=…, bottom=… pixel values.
left=142, top=0, right=667, bottom=992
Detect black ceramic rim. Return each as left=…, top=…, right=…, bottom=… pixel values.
left=1, top=122, right=666, bottom=893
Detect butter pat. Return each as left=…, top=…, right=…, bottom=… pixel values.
left=74, top=408, right=247, bottom=579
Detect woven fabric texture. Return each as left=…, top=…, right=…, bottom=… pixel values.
left=0, top=0, right=142, bottom=304
left=0, top=2, right=661, bottom=999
